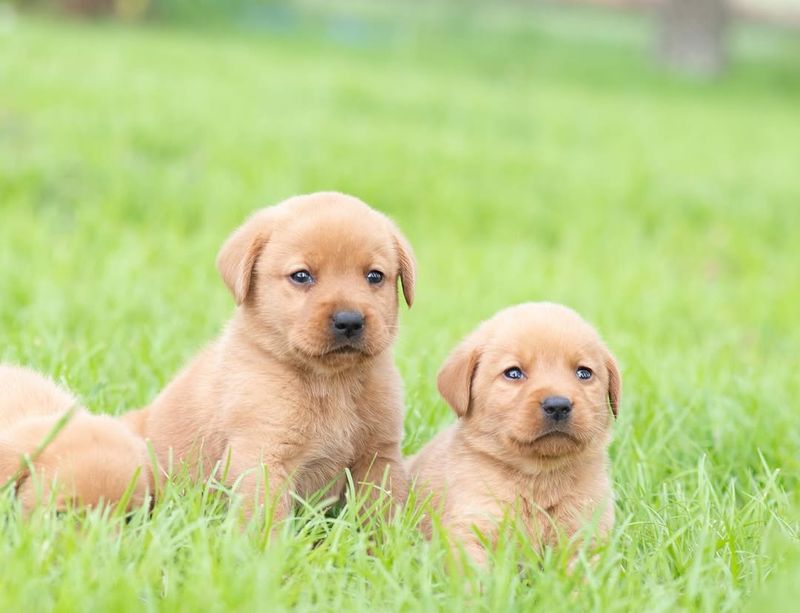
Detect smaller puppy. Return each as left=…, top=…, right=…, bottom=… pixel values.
left=0, top=365, right=153, bottom=513
left=409, top=303, right=621, bottom=566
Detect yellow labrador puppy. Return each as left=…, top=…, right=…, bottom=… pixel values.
left=0, top=365, right=153, bottom=513
left=123, top=192, right=415, bottom=519
left=410, top=303, right=621, bottom=565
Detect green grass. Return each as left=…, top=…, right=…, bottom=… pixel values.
left=1, top=3, right=799, bottom=610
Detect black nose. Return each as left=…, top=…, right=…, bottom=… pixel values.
left=541, top=396, right=572, bottom=422
left=331, top=310, right=365, bottom=339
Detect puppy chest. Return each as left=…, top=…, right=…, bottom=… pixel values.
left=299, top=407, right=363, bottom=471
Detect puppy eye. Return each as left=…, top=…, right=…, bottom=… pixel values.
left=576, top=367, right=593, bottom=381
left=289, top=270, right=314, bottom=285
left=366, top=270, right=384, bottom=285
left=503, top=367, right=525, bottom=381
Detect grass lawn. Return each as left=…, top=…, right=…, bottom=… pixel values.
left=1, top=3, right=799, bottom=610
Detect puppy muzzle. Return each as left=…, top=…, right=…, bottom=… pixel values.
left=331, top=310, right=364, bottom=339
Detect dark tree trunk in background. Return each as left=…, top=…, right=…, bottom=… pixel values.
left=657, top=0, right=729, bottom=77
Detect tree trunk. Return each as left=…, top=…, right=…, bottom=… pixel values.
left=656, top=0, right=729, bottom=77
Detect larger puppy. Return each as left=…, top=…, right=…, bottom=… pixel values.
left=0, top=365, right=153, bottom=513
left=125, top=192, right=415, bottom=518
left=410, top=303, right=621, bottom=566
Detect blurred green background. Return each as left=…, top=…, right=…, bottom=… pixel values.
left=1, top=1, right=799, bottom=610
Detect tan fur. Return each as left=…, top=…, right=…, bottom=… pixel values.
left=0, top=365, right=153, bottom=513
left=130, top=192, right=414, bottom=517
left=409, top=303, right=621, bottom=565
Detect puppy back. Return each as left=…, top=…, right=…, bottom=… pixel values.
left=0, top=365, right=78, bottom=431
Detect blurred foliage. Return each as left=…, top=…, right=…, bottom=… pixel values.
left=13, top=0, right=267, bottom=21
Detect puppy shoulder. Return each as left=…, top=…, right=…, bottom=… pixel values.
left=408, top=426, right=459, bottom=482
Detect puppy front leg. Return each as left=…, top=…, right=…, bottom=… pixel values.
left=450, top=519, right=494, bottom=571
left=349, top=442, right=408, bottom=517
left=224, top=440, right=292, bottom=526
left=458, top=536, right=489, bottom=570
left=549, top=496, right=614, bottom=574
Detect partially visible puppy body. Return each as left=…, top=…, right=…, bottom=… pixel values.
left=0, top=365, right=76, bottom=430
left=131, top=192, right=415, bottom=520
left=410, top=303, right=621, bottom=566
left=0, top=365, right=153, bottom=513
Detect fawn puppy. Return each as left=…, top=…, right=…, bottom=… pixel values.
left=410, top=303, right=621, bottom=565
left=123, top=192, right=415, bottom=519
left=0, top=365, right=153, bottom=513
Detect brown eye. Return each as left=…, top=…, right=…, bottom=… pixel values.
left=366, top=270, right=384, bottom=284
left=503, top=367, right=525, bottom=381
left=576, top=367, right=593, bottom=381
left=290, top=270, right=314, bottom=285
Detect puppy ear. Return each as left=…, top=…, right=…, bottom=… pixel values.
left=389, top=222, right=416, bottom=308
left=605, top=349, right=622, bottom=418
left=437, top=334, right=482, bottom=418
left=216, top=209, right=277, bottom=305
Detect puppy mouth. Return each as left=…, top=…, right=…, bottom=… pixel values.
left=511, top=430, right=581, bottom=447
left=319, top=341, right=367, bottom=358
left=325, top=346, right=362, bottom=355
left=536, top=430, right=579, bottom=442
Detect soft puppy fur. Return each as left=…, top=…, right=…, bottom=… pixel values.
left=409, top=303, right=621, bottom=565
left=124, top=192, right=415, bottom=518
left=0, top=365, right=153, bottom=513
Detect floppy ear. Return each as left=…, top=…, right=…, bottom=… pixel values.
left=437, top=333, right=482, bottom=418
left=388, top=221, right=416, bottom=308
left=605, top=349, right=622, bottom=418
left=216, top=209, right=277, bottom=305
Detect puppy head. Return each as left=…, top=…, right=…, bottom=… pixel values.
left=217, top=192, right=415, bottom=371
left=437, top=303, right=621, bottom=467
left=0, top=413, right=154, bottom=514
